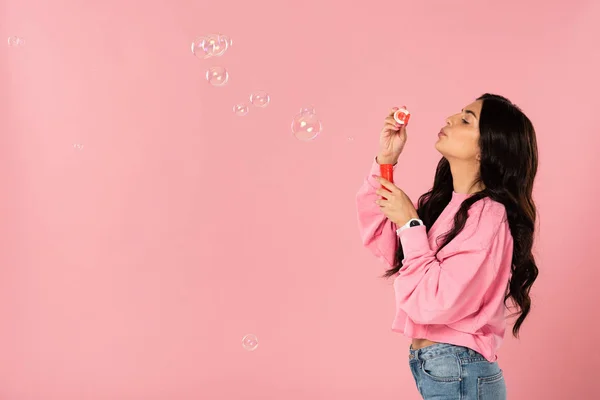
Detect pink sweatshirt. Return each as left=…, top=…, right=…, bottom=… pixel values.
left=356, top=158, right=513, bottom=362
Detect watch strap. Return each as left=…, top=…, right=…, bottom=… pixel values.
left=396, top=218, right=423, bottom=235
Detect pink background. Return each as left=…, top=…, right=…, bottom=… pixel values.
left=2, top=0, right=599, bottom=398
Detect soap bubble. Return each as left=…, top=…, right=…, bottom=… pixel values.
left=233, top=103, right=249, bottom=116
left=221, top=35, right=233, bottom=48
left=204, top=33, right=228, bottom=57
left=250, top=91, right=270, bottom=108
left=242, top=334, right=258, bottom=351
left=212, top=34, right=232, bottom=56
left=7, top=36, right=24, bottom=46
left=191, top=33, right=231, bottom=59
left=191, top=37, right=212, bottom=59
left=291, top=107, right=322, bottom=141
left=206, top=66, right=229, bottom=86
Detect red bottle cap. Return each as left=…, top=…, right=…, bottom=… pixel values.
left=393, top=108, right=411, bottom=126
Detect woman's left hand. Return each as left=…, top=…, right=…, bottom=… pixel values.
left=374, top=176, right=419, bottom=227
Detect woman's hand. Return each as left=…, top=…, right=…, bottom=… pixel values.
left=374, top=176, right=419, bottom=227
left=378, top=107, right=408, bottom=165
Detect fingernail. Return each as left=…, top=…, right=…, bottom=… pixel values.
left=392, top=107, right=398, bottom=111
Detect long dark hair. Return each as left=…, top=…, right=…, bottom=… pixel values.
left=383, top=93, right=539, bottom=338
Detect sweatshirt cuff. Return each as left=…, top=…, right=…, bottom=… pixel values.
left=398, top=225, right=431, bottom=258
left=367, top=156, right=398, bottom=188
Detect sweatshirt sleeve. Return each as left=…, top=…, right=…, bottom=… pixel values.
left=393, top=206, right=511, bottom=325
left=355, top=157, right=399, bottom=267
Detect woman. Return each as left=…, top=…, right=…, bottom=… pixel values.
left=355, top=94, right=538, bottom=399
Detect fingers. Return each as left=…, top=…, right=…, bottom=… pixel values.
left=387, top=105, right=406, bottom=118
left=385, top=115, right=401, bottom=125
left=374, top=177, right=397, bottom=192
left=382, top=107, right=408, bottom=137
left=375, top=188, right=392, bottom=198
left=375, top=196, right=390, bottom=206
left=383, top=122, right=400, bottom=134
left=383, top=116, right=403, bottom=131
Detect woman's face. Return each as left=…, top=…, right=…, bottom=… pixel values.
left=435, top=99, right=483, bottom=162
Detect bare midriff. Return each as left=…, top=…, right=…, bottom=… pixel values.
left=411, top=338, right=438, bottom=349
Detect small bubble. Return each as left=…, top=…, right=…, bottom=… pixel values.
left=291, top=106, right=322, bottom=141
left=233, top=103, right=249, bottom=116
left=250, top=91, right=270, bottom=108
left=242, top=334, right=259, bottom=351
left=205, top=66, right=229, bottom=86
left=8, top=36, right=24, bottom=46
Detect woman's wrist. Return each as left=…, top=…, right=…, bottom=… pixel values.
left=376, top=153, right=399, bottom=165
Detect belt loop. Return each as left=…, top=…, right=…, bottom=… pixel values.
left=408, top=345, right=416, bottom=360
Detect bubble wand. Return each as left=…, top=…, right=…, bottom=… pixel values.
left=380, top=107, right=411, bottom=195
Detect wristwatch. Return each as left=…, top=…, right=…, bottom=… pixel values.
left=396, top=218, right=424, bottom=235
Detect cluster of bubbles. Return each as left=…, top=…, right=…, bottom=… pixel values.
left=7, top=30, right=330, bottom=355
left=191, top=33, right=232, bottom=59
left=191, top=32, right=322, bottom=141
left=7, top=36, right=24, bottom=46
left=233, top=90, right=271, bottom=116
left=192, top=34, right=232, bottom=86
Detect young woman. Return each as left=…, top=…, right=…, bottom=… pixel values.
left=355, top=94, right=539, bottom=399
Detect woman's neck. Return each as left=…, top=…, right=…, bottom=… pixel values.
left=449, top=160, right=484, bottom=194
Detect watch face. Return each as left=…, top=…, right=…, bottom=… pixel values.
left=409, top=220, right=421, bottom=227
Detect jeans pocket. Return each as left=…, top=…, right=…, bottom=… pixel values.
left=478, top=370, right=507, bottom=400
left=420, top=354, right=462, bottom=382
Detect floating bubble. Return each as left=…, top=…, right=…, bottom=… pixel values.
left=233, top=103, right=249, bottom=116
left=220, top=34, right=233, bottom=48
left=73, top=143, right=84, bottom=150
left=203, top=33, right=227, bottom=57
left=206, top=66, right=229, bottom=86
left=8, top=36, right=24, bottom=46
left=191, top=33, right=231, bottom=59
left=209, top=33, right=230, bottom=57
left=242, top=334, right=258, bottom=351
left=291, top=107, right=322, bottom=141
left=191, top=37, right=212, bottom=59
left=250, top=91, right=270, bottom=108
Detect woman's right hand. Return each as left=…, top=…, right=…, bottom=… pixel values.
left=378, top=107, right=408, bottom=165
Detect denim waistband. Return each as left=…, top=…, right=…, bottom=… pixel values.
left=408, top=342, right=478, bottom=361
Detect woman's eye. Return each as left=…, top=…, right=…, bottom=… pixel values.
left=462, top=118, right=469, bottom=124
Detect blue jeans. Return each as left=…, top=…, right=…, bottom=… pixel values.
left=408, top=342, right=507, bottom=399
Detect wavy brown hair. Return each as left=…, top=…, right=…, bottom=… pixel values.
left=383, top=94, right=539, bottom=338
